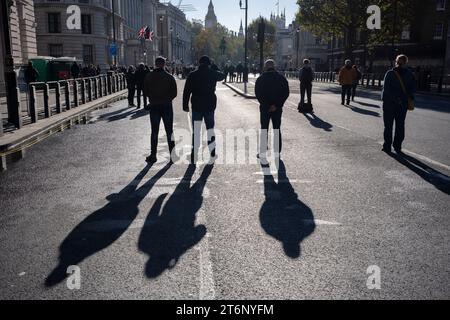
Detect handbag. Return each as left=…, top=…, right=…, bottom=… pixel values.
left=393, top=71, right=415, bottom=111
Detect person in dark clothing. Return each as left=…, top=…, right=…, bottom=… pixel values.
left=125, top=65, right=136, bottom=107
left=24, top=61, right=39, bottom=84
left=228, top=64, right=235, bottom=83
left=135, top=63, right=149, bottom=109
left=255, top=59, right=290, bottom=163
left=183, top=55, right=226, bottom=164
left=236, top=62, right=244, bottom=83
left=144, top=57, right=178, bottom=164
left=298, top=59, right=314, bottom=113
left=381, top=54, right=416, bottom=154
left=71, top=62, right=80, bottom=79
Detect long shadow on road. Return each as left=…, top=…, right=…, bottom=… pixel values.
left=260, top=161, right=316, bottom=258
left=303, top=113, right=333, bottom=132
left=138, top=164, right=213, bottom=278
left=390, top=153, right=450, bottom=195
left=45, top=163, right=172, bottom=287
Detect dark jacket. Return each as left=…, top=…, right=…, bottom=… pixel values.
left=183, top=65, right=226, bottom=112
left=299, top=66, right=314, bottom=84
left=382, top=67, right=416, bottom=106
left=125, top=71, right=136, bottom=88
left=135, top=67, right=149, bottom=88
left=25, top=65, right=39, bottom=84
left=255, top=70, right=290, bottom=110
left=144, top=68, right=177, bottom=106
left=71, top=63, right=80, bottom=78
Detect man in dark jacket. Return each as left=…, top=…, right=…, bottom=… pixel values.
left=298, top=59, right=314, bottom=113
left=71, top=62, right=80, bottom=79
left=255, top=59, right=290, bottom=163
left=144, top=57, right=178, bottom=164
left=135, top=63, right=149, bottom=109
left=125, top=65, right=136, bottom=107
left=183, top=55, right=226, bottom=164
left=24, top=61, right=39, bottom=84
left=381, top=54, right=416, bottom=154
left=236, top=62, right=244, bottom=83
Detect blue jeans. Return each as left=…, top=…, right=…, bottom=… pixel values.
left=192, top=111, right=216, bottom=161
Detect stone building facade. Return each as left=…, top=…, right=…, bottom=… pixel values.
left=0, top=0, right=37, bottom=96
left=34, top=0, right=160, bottom=69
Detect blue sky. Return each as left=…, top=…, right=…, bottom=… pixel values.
left=174, top=0, right=299, bottom=32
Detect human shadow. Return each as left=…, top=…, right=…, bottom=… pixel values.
left=344, top=104, right=380, bottom=117
left=390, top=153, right=450, bottom=195
left=259, top=161, right=316, bottom=258
left=138, top=164, right=214, bottom=278
left=303, top=113, right=333, bottom=132
left=355, top=101, right=380, bottom=109
left=44, top=163, right=172, bottom=287
left=106, top=108, right=147, bottom=122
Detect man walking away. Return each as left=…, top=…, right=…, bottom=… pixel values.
left=25, top=61, right=39, bottom=84
left=125, top=66, right=136, bottom=107
left=352, top=65, right=362, bottom=101
left=144, top=57, right=178, bottom=164
left=183, top=55, right=226, bottom=164
left=381, top=54, right=416, bottom=154
left=71, top=62, right=80, bottom=79
left=298, top=59, right=314, bottom=113
left=236, top=62, right=244, bottom=83
left=135, top=63, right=149, bottom=109
left=255, top=59, right=290, bottom=164
left=338, top=59, right=357, bottom=105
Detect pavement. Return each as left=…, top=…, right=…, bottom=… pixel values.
left=0, top=79, right=449, bottom=300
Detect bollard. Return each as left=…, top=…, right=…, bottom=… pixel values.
left=73, top=80, right=79, bottom=107
left=0, top=154, right=6, bottom=172
left=29, top=84, right=37, bottom=123
left=98, top=77, right=103, bottom=98
left=55, top=82, right=62, bottom=113
left=0, top=106, right=3, bottom=136
left=87, top=78, right=92, bottom=102
left=103, top=75, right=108, bottom=96
left=115, top=75, right=119, bottom=92
left=107, top=75, right=112, bottom=94
left=93, top=77, right=98, bottom=99
left=80, top=79, right=86, bottom=104
left=65, top=81, right=71, bottom=110
left=16, top=87, right=23, bottom=128
left=43, top=83, right=51, bottom=118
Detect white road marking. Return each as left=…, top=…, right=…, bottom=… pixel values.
left=185, top=113, right=216, bottom=300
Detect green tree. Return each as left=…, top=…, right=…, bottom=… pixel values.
left=296, top=0, right=417, bottom=59
left=247, top=18, right=276, bottom=63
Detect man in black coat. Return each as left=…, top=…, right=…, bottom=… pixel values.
left=144, top=57, right=178, bottom=164
left=255, top=59, right=290, bottom=163
left=125, top=65, right=136, bottom=107
left=134, top=63, right=149, bottom=109
left=183, top=55, right=226, bottom=164
left=298, top=59, right=314, bottom=113
left=24, top=61, right=39, bottom=84
left=71, top=62, right=80, bottom=79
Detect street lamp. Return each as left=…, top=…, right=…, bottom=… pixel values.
left=239, top=0, right=248, bottom=94
left=296, top=27, right=300, bottom=69
left=391, top=0, right=398, bottom=66
left=159, top=15, right=164, bottom=56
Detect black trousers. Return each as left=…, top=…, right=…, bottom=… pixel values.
left=341, top=85, right=352, bottom=104
left=136, top=86, right=147, bottom=108
left=127, top=86, right=135, bottom=105
left=260, top=106, right=283, bottom=154
left=383, top=102, right=408, bottom=151
left=149, top=103, right=175, bottom=156
left=300, top=82, right=312, bottom=105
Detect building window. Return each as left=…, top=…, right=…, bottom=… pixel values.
left=48, top=44, right=63, bottom=57
left=48, top=13, right=61, bottom=33
left=79, top=0, right=90, bottom=4
left=437, top=0, right=446, bottom=10
left=83, top=45, right=94, bottom=64
left=81, top=14, right=92, bottom=34
left=434, top=23, right=444, bottom=40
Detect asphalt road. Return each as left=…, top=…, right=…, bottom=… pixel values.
left=0, top=79, right=449, bottom=300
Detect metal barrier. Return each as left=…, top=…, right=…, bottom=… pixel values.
left=282, top=71, right=385, bottom=89
left=6, top=73, right=127, bottom=130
